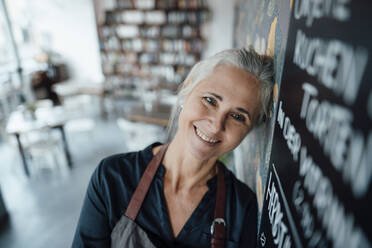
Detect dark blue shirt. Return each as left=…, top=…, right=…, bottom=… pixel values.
left=72, top=143, right=258, bottom=248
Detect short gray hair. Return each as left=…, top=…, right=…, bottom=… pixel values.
left=166, top=47, right=275, bottom=140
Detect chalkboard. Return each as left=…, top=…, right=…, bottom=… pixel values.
left=259, top=0, right=372, bottom=247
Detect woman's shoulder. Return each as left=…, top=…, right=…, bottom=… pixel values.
left=93, top=142, right=162, bottom=186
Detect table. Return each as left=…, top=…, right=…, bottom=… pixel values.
left=53, top=81, right=106, bottom=118
left=53, top=81, right=104, bottom=98
left=6, top=106, right=73, bottom=177
left=123, top=102, right=172, bottom=127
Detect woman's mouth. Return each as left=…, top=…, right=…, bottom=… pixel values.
left=194, top=126, right=220, bottom=144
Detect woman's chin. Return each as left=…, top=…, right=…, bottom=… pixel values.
left=174, top=125, right=222, bottom=161
left=187, top=137, right=219, bottom=161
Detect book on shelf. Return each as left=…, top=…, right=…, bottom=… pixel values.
left=96, top=0, right=209, bottom=91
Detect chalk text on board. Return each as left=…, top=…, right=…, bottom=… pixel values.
left=293, top=29, right=368, bottom=105
left=297, top=146, right=371, bottom=247
left=292, top=181, right=328, bottom=247
left=301, top=82, right=372, bottom=198
left=266, top=172, right=292, bottom=248
left=294, top=0, right=350, bottom=27
left=277, top=101, right=301, bottom=161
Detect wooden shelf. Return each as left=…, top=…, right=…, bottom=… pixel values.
left=102, top=62, right=194, bottom=69
left=106, top=7, right=209, bottom=13
left=99, top=22, right=203, bottom=28
left=95, top=0, right=209, bottom=92
left=100, top=36, right=205, bottom=42
left=100, top=48, right=204, bottom=54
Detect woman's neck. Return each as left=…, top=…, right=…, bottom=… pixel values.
left=161, top=135, right=218, bottom=194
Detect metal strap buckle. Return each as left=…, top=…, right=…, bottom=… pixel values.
left=210, top=218, right=226, bottom=235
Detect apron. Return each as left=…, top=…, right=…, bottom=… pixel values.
left=111, top=144, right=227, bottom=248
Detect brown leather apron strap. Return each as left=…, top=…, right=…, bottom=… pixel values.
left=125, top=144, right=227, bottom=248
left=211, top=161, right=226, bottom=248
left=125, top=144, right=169, bottom=220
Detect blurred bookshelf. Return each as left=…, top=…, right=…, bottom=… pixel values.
left=94, top=0, right=210, bottom=98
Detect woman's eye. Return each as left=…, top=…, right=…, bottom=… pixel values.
left=203, top=96, right=216, bottom=106
left=231, top=113, right=246, bottom=122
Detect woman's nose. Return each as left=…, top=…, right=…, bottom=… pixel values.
left=208, top=112, right=226, bottom=133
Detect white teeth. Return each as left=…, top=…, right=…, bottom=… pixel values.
left=195, top=127, right=219, bottom=143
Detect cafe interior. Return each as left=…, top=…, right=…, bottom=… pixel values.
left=0, top=0, right=235, bottom=247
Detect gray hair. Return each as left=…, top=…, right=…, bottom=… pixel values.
left=166, top=47, right=275, bottom=140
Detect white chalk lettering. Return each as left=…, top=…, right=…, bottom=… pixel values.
left=300, top=83, right=318, bottom=118
left=292, top=181, right=315, bottom=239
left=277, top=101, right=285, bottom=129
left=300, top=83, right=372, bottom=198
left=293, top=180, right=333, bottom=247
left=298, top=146, right=371, bottom=247
left=294, top=0, right=350, bottom=27
left=266, top=172, right=293, bottom=248
left=293, top=30, right=368, bottom=105
left=344, top=131, right=372, bottom=197
left=277, top=101, right=302, bottom=161
left=293, top=180, right=328, bottom=247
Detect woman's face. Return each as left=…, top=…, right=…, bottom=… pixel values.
left=177, top=64, right=262, bottom=161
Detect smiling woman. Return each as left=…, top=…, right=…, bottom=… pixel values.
left=175, top=65, right=262, bottom=161
left=72, top=48, right=274, bottom=248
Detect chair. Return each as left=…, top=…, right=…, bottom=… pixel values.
left=21, top=127, right=67, bottom=175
